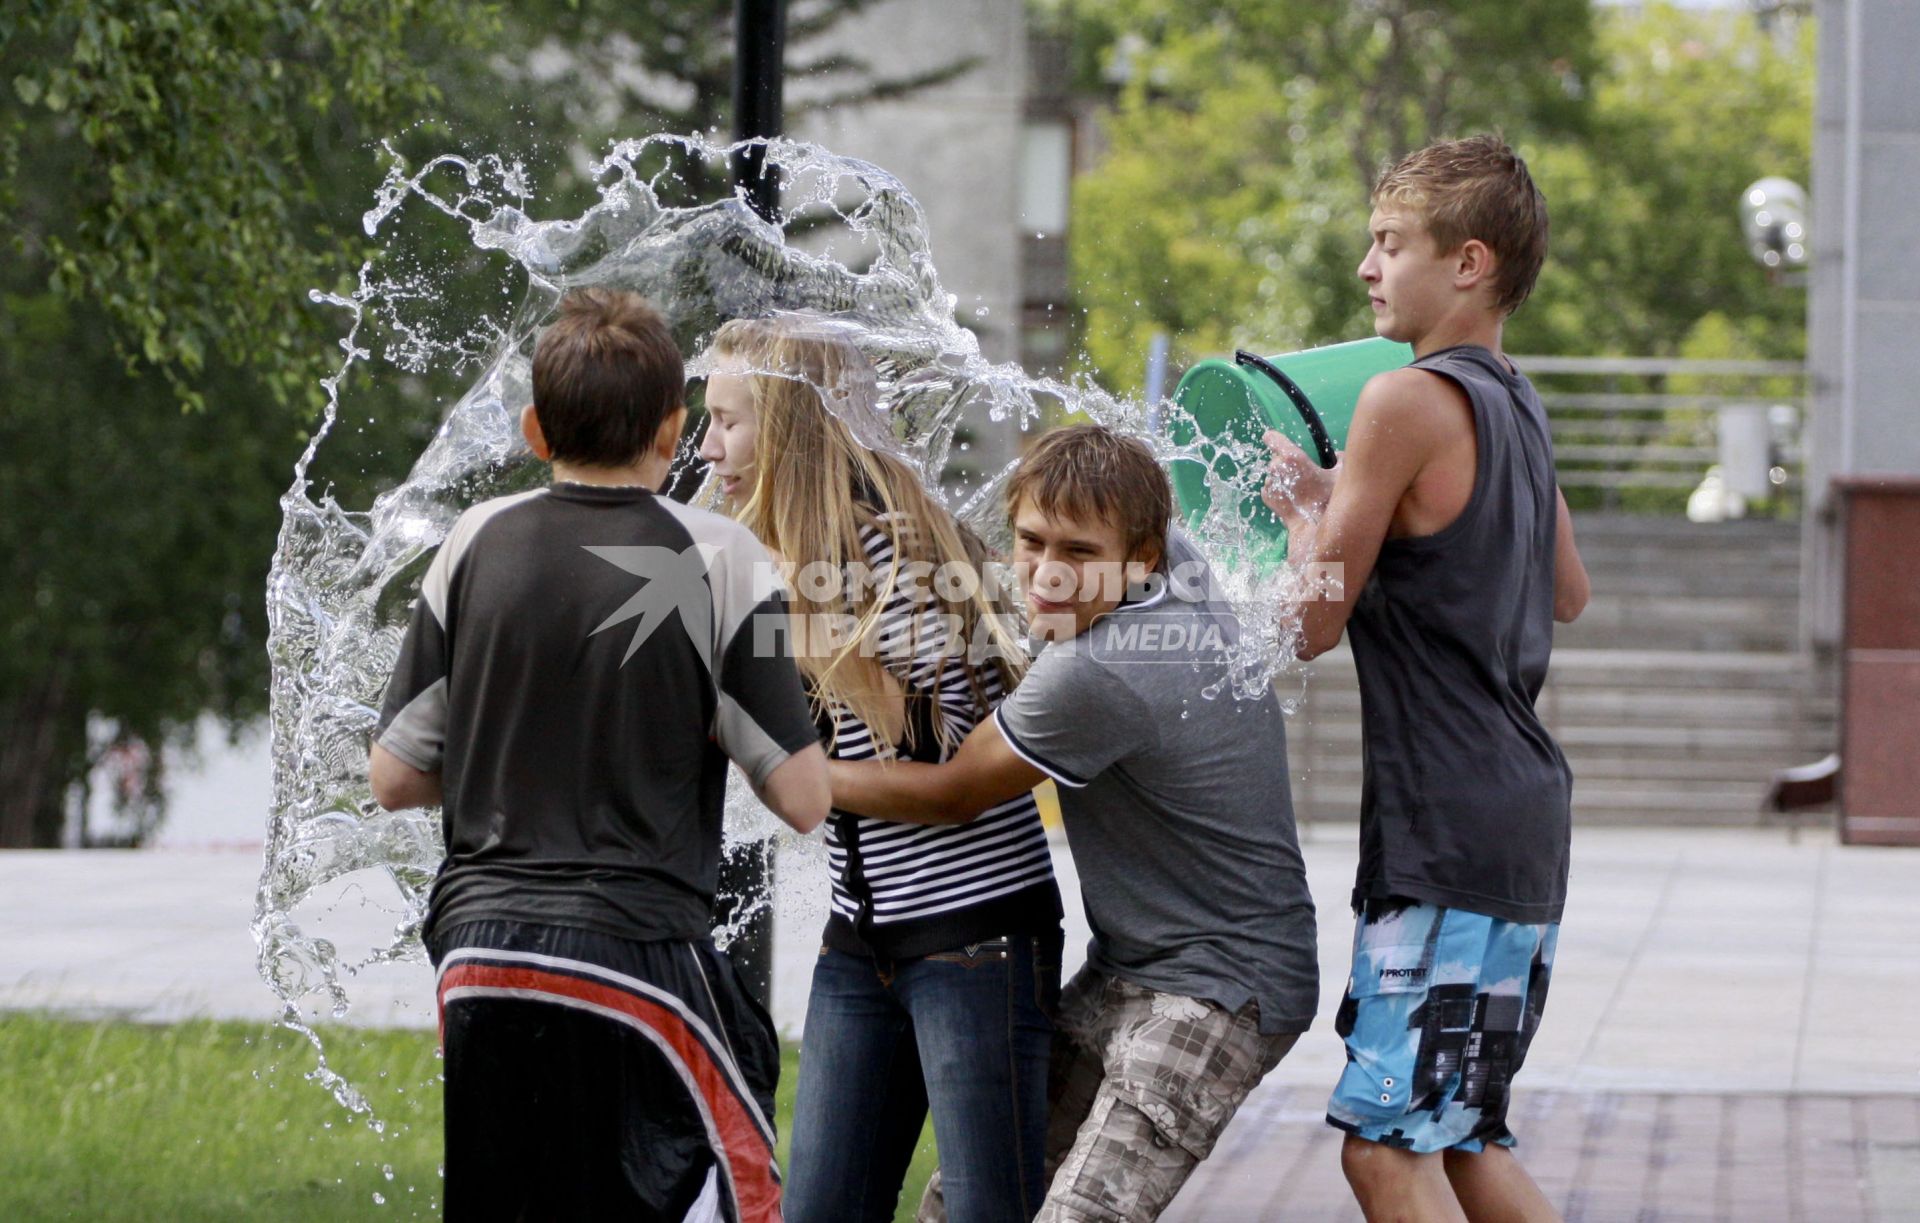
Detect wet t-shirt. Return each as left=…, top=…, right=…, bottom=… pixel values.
left=994, top=534, right=1319, bottom=1035
left=1346, top=344, right=1573, bottom=925
left=375, top=483, right=820, bottom=946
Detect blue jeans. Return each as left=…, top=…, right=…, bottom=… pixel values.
left=785, top=931, right=1062, bottom=1223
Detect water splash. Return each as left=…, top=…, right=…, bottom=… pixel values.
left=254, top=133, right=1317, bottom=1115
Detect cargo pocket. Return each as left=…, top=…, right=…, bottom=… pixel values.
left=1051, top=1093, right=1199, bottom=1222
left=1331, top=940, right=1433, bottom=1125
left=1112, top=1003, right=1271, bottom=1164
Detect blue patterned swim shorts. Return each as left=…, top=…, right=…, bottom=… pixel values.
left=1326, top=898, right=1557, bottom=1154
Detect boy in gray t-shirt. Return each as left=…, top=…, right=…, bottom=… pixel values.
left=829, top=425, right=1318, bottom=1221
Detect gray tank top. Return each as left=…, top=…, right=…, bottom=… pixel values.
left=1345, top=344, right=1572, bottom=925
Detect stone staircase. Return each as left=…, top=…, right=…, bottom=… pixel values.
left=1287, top=516, right=1837, bottom=826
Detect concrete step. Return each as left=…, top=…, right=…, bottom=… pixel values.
left=1544, top=650, right=1829, bottom=691
left=1582, top=572, right=1802, bottom=598
left=1301, top=649, right=1830, bottom=694
left=1294, top=752, right=1821, bottom=787
left=1540, top=689, right=1834, bottom=727
left=1567, top=519, right=1802, bottom=604
left=1555, top=620, right=1798, bottom=653
left=1574, top=533, right=1800, bottom=552
left=1566, top=593, right=1800, bottom=625
left=1292, top=784, right=1773, bottom=823
left=1580, top=564, right=1803, bottom=590
left=1577, top=534, right=1801, bottom=559
left=1274, top=514, right=1830, bottom=824
left=1288, top=717, right=1827, bottom=759
left=1571, top=515, right=1801, bottom=543
left=1294, top=687, right=1831, bottom=728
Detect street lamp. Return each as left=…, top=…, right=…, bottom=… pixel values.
left=732, top=0, right=785, bottom=224
left=1740, top=176, right=1809, bottom=276
left=1691, top=176, right=1814, bottom=520
left=714, top=0, right=786, bottom=1012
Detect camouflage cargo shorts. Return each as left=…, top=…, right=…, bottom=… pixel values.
left=1035, top=966, right=1298, bottom=1222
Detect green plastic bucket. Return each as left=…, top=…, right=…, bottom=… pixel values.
left=1168, top=336, right=1412, bottom=565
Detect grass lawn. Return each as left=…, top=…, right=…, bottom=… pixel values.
left=0, top=1013, right=934, bottom=1221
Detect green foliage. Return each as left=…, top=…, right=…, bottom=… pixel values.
left=0, top=294, right=291, bottom=845
left=1512, top=4, right=1811, bottom=358
left=1070, top=55, right=1372, bottom=390
left=0, top=1, right=499, bottom=408
left=1063, top=1, right=1809, bottom=393
left=0, top=2, right=492, bottom=844
left=0, top=0, right=973, bottom=844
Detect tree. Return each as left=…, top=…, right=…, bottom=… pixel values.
left=1510, top=3, right=1811, bottom=360
left=0, top=2, right=499, bottom=409
left=0, top=1, right=985, bottom=846
left=1059, top=1, right=1809, bottom=396
left=0, top=1, right=495, bottom=846
left=1054, top=0, right=1598, bottom=392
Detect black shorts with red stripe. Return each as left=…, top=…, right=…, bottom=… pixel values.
left=430, top=920, right=783, bottom=1223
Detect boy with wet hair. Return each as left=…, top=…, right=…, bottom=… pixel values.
left=830, top=424, right=1320, bottom=1222
left=1263, top=134, right=1591, bottom=1221
left=369, top=287, right=830, bottom=1222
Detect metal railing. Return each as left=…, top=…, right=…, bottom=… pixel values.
left=1514, top=355, right=1807, bottom=512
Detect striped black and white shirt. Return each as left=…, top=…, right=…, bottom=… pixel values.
left=819, top=519, right=1061, bottom=959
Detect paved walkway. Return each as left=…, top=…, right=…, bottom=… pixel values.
left=3, top=825, right=1918, bottom=1218
left=1166, top=1086, right=1920, bottom=1221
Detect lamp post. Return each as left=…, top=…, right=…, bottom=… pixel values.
left=733, top=0, right=786, bottom=224
left=1740, top=176, right=1809, bottom=285
left=713, top=0, right=787, bottom=1012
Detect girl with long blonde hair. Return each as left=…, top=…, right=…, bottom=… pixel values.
left=700, top=316, right=1062, bottom=1222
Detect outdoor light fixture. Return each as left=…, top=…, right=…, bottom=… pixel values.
left=1740, top=176, right=1809, bottom=270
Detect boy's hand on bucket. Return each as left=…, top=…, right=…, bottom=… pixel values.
left=1261, top=430, right=1339, bottom=529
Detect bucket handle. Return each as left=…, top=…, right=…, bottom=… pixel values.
left=1234, top=350, right=1338, bottom=469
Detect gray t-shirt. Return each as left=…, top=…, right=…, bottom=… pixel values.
left=994, top=534, right=1319, bottom=1035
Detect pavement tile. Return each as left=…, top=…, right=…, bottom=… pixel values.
left=6, top=827, right=1920, bottom=1218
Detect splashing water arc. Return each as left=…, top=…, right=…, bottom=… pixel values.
left=255, top=134, right=1316, bottom=1115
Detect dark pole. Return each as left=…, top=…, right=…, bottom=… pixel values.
left=732, top=0, right=787, bottom=223
left=716, top=0, right=787, bottom=1011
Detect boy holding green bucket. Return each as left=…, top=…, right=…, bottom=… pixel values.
left=1262, top=135, right=1591, bottom=1221
left=1169, top=336, right=1411, bottom=567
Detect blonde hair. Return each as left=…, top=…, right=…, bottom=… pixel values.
left=708, top=316, right=1026, bottom=751
left=1373, top=134, right=1549, bottom=317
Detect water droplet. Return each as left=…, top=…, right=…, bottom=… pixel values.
left=266, top=135, right=1316, bottom=1126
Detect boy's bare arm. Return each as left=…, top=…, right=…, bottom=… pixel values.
left=1552, top=487, right=1590, bottom=623
left=754, top=744, right=831, bottom=835
left=369, top=742, right=444, bottom=811
left=828, top=717, right=1046, bottom=826
left=1266, top=369, right=1447, bottom=659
